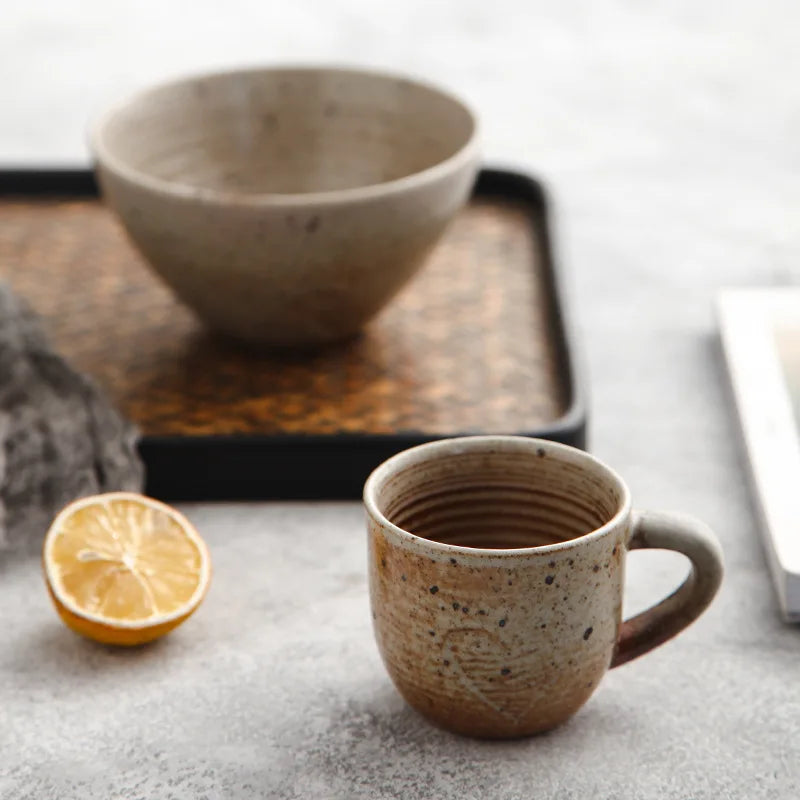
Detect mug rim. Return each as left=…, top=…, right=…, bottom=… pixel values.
left=363, top=435, right=632, bottom=556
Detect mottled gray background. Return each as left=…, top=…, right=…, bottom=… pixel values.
left=2, top=2, right=800, bottom=798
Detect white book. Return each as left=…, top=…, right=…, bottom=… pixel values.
left=718, top=288, right=800, bottom=621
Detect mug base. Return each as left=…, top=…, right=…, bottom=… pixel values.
left=398, top=688, right=587, bottom=739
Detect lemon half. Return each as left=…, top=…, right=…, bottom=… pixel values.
left=43, top=492, right=211, bottom=645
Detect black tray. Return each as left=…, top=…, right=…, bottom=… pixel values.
left=0, top=168, right=586, bottom=500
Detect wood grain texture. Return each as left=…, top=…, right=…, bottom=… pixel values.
left=0, top=197, right=567, bottom=437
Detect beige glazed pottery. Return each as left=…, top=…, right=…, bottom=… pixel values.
left=90, top=66, right=480, bottom=348
left=364, top=436, right=724, bottom=738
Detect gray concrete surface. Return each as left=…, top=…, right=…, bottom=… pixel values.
left=3, top=1, right=800, bottom=797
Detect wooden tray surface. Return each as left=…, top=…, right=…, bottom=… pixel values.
left=0, top=169, right=584, bottom=499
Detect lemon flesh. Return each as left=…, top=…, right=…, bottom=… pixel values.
left=43, top=493, right=211, bottom=645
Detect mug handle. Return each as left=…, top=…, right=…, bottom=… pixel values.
left=611, top=510, right=724, bottom=668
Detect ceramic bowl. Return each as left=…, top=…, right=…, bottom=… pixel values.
left=90, top=66, right=480, bottom=348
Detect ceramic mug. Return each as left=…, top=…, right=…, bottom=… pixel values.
left=363, top=436, right=724, bottom=738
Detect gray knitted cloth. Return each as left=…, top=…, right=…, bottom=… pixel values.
left=0, top=284, right=143, bottom=555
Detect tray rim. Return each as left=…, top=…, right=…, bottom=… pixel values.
left=0, top=166, right=588, bottom=500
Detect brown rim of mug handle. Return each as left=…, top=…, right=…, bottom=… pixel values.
left=611, top=510, right=724, bottom=668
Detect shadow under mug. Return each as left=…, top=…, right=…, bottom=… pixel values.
left=363, top=435, right=724, bottom=738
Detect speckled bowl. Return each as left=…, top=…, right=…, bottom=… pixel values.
left=90, top=66, right=480, bottom=348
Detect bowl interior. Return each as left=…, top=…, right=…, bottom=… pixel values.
left=94, top=68, right=476, bottom=195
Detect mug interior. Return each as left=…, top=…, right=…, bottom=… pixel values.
left=94, top=68, right=477, bottom=196
left=367, top=437, right=627, bottom=550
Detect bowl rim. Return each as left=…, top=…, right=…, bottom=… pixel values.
left=88, top=64, right=481, bottom=207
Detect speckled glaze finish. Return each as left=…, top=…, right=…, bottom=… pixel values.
left=364, top=436, right=723, bottom=738
left=89, top=67, right=479, bottom=348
